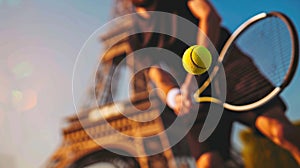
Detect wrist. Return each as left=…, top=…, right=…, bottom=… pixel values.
left=166, top=88, right=181, bottom=109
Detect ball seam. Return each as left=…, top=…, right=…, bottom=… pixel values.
left=189, top=47, right=206, bottom=70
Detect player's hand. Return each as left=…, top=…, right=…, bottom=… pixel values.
left=173, top=83, right=193, bottom=116
left=173, top=74, right=199, bottom=116
left=187, top=0, right=221, bottom=21
left=187, top=0, right=221, bottom=46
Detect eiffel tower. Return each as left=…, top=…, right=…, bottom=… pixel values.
left=45, top=1, right=196, bottom=167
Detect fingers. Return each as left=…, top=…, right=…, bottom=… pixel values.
left=187, top=0, right=220, bottom=20
left=174, top=92, right=193, bottom=116
left=181, top=99, right=192, bottom=116
left=173, top=74, right=198, bottom=116
left=187, top=0, right=221, bottom=46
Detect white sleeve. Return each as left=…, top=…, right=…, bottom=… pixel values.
left=166, top=88, right=181, bottom=109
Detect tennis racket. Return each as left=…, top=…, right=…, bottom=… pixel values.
left=193, top=11, right=299, bottom=112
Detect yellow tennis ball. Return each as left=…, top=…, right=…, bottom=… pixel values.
left=182, top=45, right=212, bottom=75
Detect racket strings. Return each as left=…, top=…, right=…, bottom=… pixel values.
left=271, top=18, right=291, bottom=84
left=224, top=16, right=293, bottom=106
left=225, top=58, right=274, bottom=104
left=230, top=82, right=273, bottom=104
left=243, top=18, right=290, bottom=80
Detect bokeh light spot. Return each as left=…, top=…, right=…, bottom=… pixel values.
left=12, top=61, right=33, bottom=79
left=12, top=90, right=23, bottom=103
left=11, top=89, right=37, bottom=112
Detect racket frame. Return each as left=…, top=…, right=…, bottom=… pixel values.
left=194, top=12, right=299, bottom=112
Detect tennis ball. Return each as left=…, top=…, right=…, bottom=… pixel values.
left=182, top=45, right=212, bottom=75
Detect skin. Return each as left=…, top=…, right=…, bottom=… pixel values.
left=174, top=0, right=221, bottom=116
left=180, top=2, right=224, bottom=167
left=134, top=0, right=300, bottom=166
left=136, top=0, right=224, bottom=167
left=237, top=105, right=300, bottom=165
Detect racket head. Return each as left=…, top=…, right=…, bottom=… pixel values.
left=217, top=12, right=298, bottom=111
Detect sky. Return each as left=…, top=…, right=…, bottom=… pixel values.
left=0, top=0, right=299, bottom=167
left=211, top=0, right=300, bottom=150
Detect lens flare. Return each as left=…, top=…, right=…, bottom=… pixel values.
left=11, top=89, right=37, bottom=112
left=12, top=61, right=33, bottom=79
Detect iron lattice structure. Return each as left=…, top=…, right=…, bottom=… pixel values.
left=46, top=2, right=244, bottom=167
left=45, top=11, right=195, bottom=168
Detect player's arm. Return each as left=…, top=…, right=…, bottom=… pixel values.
left=148, top=66, right=178, bottom=102
left=173, top=0, right=222, bottom=115
left=188, top=0, right=221, bottom=46
left=147, top=66, right=192, bottom=116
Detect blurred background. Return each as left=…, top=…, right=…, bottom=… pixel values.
left=0, top=0, right=299, bottom=167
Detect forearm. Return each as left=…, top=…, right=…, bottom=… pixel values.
left=188, top=0, right=221, bottom=46
left=198, top=16, right=221, bottom=47
left=148, top=66, right=179, bottom=101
